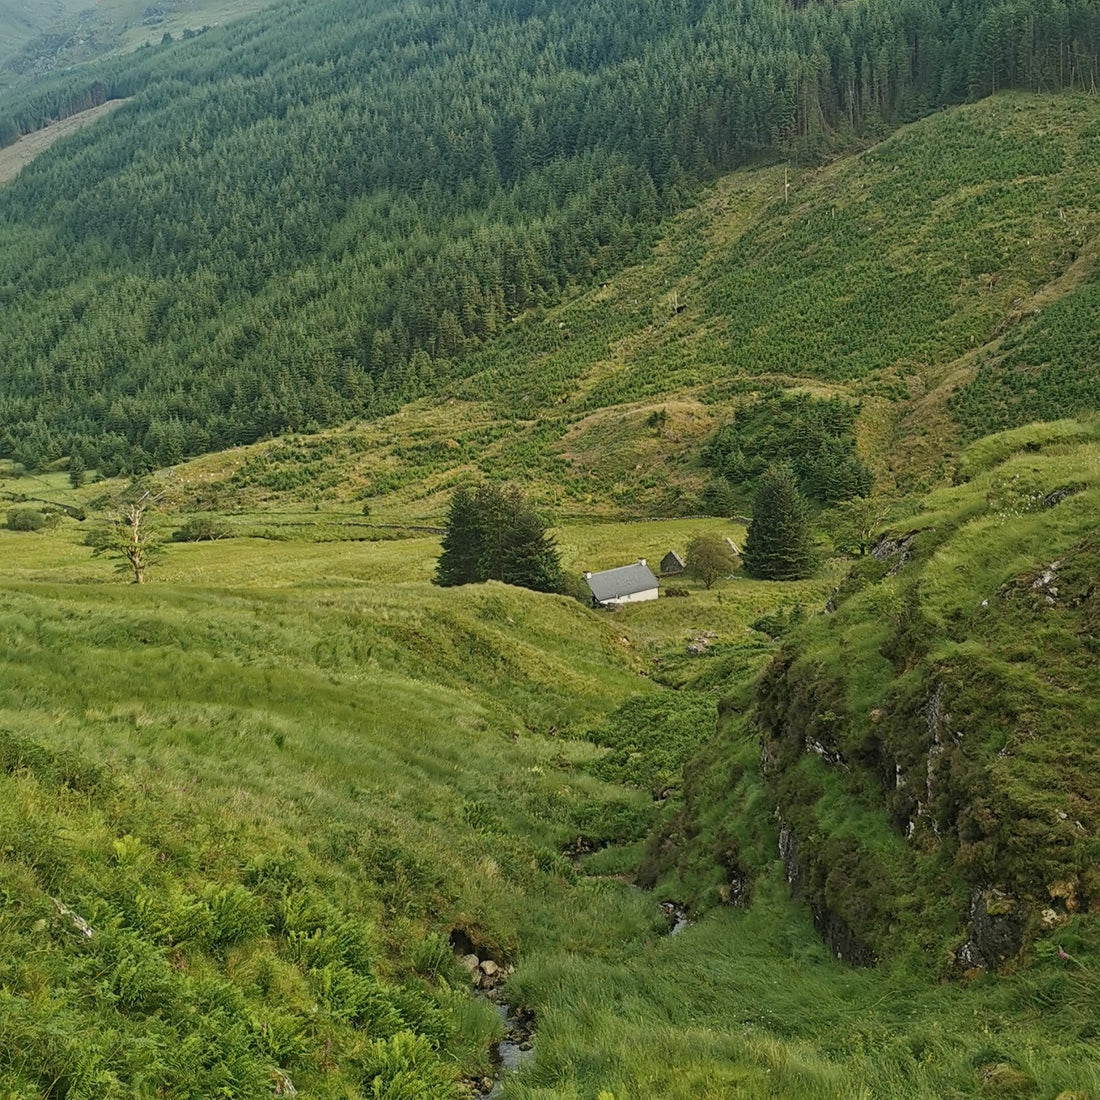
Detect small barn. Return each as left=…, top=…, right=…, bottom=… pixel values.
left=660, top=550, right=685, bottom=576
left=584, top=559, right=659, bottom=608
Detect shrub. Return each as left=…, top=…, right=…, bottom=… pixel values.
left=562, top=570, right=595, bottom=603
left=5, top=507, right=57, bottom=531
left=203, top=884, right=267, bottom=948
left=171, top=516, right=232, bottom=542
left=686, top=532, right=738, bottom=589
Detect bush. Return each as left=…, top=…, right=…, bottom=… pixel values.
left=5, top=507, right=57, bottom=531
left=562, top=571, right=595, bottom=603
left=171, top=515, right=232, bottom=542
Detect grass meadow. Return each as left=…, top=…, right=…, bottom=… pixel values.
left=4, top=449, right=1100, bottom=1097
left=1, top=88, right=1098, bottom=1095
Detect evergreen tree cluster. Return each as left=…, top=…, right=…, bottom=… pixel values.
left=0, top=0, right=1096, bottom=471
left=742, top=465, right=817, bottom=581
left=435, top=483, right=563, bottom=593
left=701, top=391, right=873, bottom=513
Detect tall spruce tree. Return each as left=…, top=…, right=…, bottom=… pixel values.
left=435, top=483, right=562, bottom=593
left=435, top=485, right=482, bottom=587
left=743, top=465, right=817, bottom=580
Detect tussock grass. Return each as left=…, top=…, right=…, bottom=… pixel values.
left=4, top=471, right=1099, bottom=1095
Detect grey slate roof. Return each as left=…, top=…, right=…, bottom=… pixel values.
left=585, top=560, right=659, bottom=603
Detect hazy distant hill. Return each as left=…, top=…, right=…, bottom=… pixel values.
left=0, top=0, right=278, bottom=74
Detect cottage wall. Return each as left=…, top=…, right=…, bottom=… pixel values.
left=609, top=587, right=658, bottom=605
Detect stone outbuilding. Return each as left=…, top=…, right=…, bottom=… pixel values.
left=660, top=550, right=685, bottom=576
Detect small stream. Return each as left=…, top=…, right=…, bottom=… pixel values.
left=483, top=998, right=536, bottom=1098
left=458, top=897, right=690, bottom=1095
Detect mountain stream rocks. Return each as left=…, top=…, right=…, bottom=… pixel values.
left=452, top=935, right=534, bottom=1097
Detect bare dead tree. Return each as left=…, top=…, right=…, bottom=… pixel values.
left=89, top=480, right=169, bottom=583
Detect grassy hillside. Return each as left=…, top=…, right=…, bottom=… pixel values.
left=657, top=420, right=1099, bottom=971
left=2, top=82, right=1099, bottom=1099
left=3, top=434, right=1100, bottom=1096
left=0, top=517, right=656, bottom=1097
left=126, top=92, right=1100, bottom=525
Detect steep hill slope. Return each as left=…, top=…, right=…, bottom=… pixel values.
left=0, top=0, right=1095, bottom=472
left=653, top=419, right=1099, bottom=974
left=145, top=93, right=1100, bottom=523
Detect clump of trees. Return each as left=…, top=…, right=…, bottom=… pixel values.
left=435, top=484, right=562, bottom=593
left=5, top=507, right=60, bottom=531
left=742, top=466, right=817, bottom=580
left=701, top=392, right=873, bottom=514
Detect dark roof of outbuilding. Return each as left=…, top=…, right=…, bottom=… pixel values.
left=585, top=561, right=659, bottom=602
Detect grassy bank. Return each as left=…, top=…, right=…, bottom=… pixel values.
left=3, top=452, right=1100, bottom=1097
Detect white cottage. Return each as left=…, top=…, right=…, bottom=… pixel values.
left=584, top=559, right=659, bottom=607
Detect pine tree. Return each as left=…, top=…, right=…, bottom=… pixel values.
left=435, top=485, right=483, bottom=587
left=435, top=483, right=562, bottom=593
left=743, top=466, right=817, bottom=580
left=68, top=453, right=86, bottom=488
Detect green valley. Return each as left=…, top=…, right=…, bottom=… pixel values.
left=1, top=420, right=1098, bottom=1096
left=1, top=0, right=1099, bottom=1095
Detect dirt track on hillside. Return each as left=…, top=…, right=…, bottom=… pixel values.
left=0, top=99, right=127, bottom=185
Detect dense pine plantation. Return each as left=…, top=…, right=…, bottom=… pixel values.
left=0, top=0, right=1098, bottom=472
left=157, top=93, right=1096, bottom=522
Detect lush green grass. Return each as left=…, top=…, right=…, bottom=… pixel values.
left=3, top=87, right=1100, bottom=1097
left=665, top=420, right=1100, bottom=981
left=0, top=535, right=650, bottom=1096
left=4, top=454, right=1100, bottom=1097
left=508, top=874, right=1100, bottom=1100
